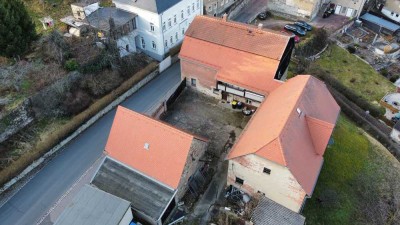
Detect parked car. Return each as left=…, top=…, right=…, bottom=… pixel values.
left=323, top=3, right=335, bottom=18
left=280, top=30, right=300, bottom=43
left=284, top=24, right=306, bottom=36
left=257, top=12, right=267, bottom=20
left=294, top=21, right=312, bottom=31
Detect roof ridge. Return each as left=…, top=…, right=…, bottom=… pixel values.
left=197, top=15, right=287, bottom=37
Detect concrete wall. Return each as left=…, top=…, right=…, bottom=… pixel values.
left=117, top=32, right=138, bottom=57
left=332, top=0, right=365, bottom=17
left=227, top=154, right=306, bottom=212
left=175, top=138, right=208, bottom=200
left=267, top=0, right=321, bottom=20
left=382, top=0, right=400, bottom=23
left=118, top=207, right=134, bottom=225
left=204, top=0, right=235, bottom=16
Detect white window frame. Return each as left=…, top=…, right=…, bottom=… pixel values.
left=150, top=23, right=155, bottom=32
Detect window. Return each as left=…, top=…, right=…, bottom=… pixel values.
left=165, top=40, right=168, bottom=48
left=174, top=15, right=177, bottom=24
left=126, top=44, right=129, bottom=52
left=213, top=3, right=217, bottom=9
left=235, top=177, right=244, bottom=185
left=181, top=10, right=184, bottom=19
left=208, top=5, right=212, bottom=12
left=152, top=41, right=156, bottom=50
left=141, top=37, right=145, bottom=49
left=182, top=28, right=185, bottom=35
left=197, top=0, right=200, bottom=9
left=162, top=22, right=166, bottom=31
left=263, top=167, right=271, bottom=174
left=187, top=6, right=190, bottom=15
left=170, top=36, right=173, bottom=45
left=168, top=18, right=171, bottom=27
left=397, top=14, right=399, bottom=17
left=192, top=3, right=195, bottom=12
left=191, top=78, right=196, bottom=87
left=150, top=23, right=155, bottom=32
left=340, top=6, right=347, bottom=14
left=246, top=99, right=252, bottom=104
left=175, top=32, right=178, bottom=41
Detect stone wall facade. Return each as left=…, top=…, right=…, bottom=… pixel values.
left=175, top=138, right=208, bottom=200
left=267, top=0, right=321, bottom=20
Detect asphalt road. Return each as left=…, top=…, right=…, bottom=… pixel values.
left=0, top=62, right=181, bottom=225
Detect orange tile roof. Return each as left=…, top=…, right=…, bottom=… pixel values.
left=180, top=16, right=291, bottom=95
left=185, top=16, right=290, bottom=60
left=227, top=75, right=340, bottom=195
left=180, top=36, right=283, bottom=95
left=105, top=106, right=206, bottom=189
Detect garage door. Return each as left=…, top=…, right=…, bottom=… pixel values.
left=335, top=5, right=341, bottom=14
left=346, top=8, right=354, bottom=17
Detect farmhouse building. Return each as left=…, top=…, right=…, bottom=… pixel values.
left=91, top=106, right=208, bottom=225
left=179, top=15, right=295, bottom=107
left=226, top=75, right=340, bottom=212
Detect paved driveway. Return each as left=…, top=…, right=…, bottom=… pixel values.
left=0, top=62, right=182, bottom=225
left=232, top=0, right=268, bottom=23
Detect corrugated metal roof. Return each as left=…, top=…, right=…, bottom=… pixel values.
left=360, top=13, right=400, bottom=32
left=54, top=185, right=131, bottom=225
left=91, top=157, right=175, bottom=220
left=113, top=0, right=182, bottom=13
left=251, top=196, right=305, bottom=225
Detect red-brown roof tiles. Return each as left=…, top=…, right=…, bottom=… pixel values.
left=227, top=75, right=340, bottom=195
left=105, top=106, right=206, bottom=189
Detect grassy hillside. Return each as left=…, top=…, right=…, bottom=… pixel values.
left=303, top=115, right=400, bottom=225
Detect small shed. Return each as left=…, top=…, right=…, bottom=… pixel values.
left=360, top=13, right=400, bottom=35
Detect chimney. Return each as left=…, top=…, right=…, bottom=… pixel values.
left=144, top=143, right=150, bottom=150
left=258, top=23, right=263, bottom=30
left=222, top=13, right=228, bottom=21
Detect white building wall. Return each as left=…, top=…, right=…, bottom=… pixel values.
left=382, top=7, right=400, bottom=23
left=117, top=32, right=138, bottom=57
left=227, top=154, right=307, bottom=212
left=113, top=0, right=203, bottom=61
left=118, top=208, right=134, bottom=225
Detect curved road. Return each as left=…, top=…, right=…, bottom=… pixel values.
left=0, top=62, right=181, bottom=225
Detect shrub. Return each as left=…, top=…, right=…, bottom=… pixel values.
left=63, top=90, right=92, bottom=116
left=296, top=57, right=310, bottom=74
left=390, top=75, right=400, bottom=83
left=347, top=45, right=356, bottom=54
left=318, top=189, right=340, bottom=208
left=64, top=59, right=79, bottom=71
left=380, top=68, right=389, bottom=77
left=295, top=28, right=328, bottom=57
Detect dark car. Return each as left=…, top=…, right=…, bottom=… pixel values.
left=257, top=12, right=267, bottom=20
left=284, top=24, right=306, bottom=36
left=294, top=21, right=312, bottom=31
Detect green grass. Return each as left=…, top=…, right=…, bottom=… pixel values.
left=315, top=45, right=395, bottom=103
left=303, top=115, right=399, bottom=224
left=23, top=0, right=71, bottom=35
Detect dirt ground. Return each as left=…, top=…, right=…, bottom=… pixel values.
left=161, top=88, right=250, bottom=156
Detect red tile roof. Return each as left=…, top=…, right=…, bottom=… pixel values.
left=180, top=16, right=291, bottom=95
left=227, top=75, right=340, bottom=195
left=180, top=36, right=283, bottom=95
left=185, top=16, right=290, bottom=60
left=105, top=106, right=206, bottom=189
